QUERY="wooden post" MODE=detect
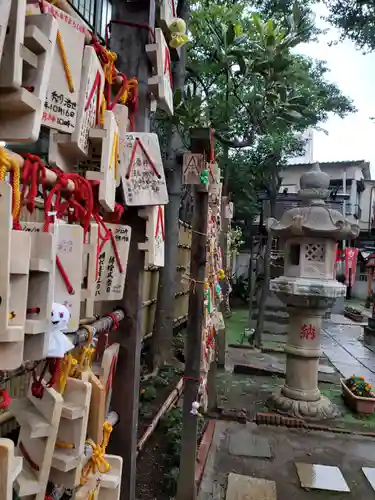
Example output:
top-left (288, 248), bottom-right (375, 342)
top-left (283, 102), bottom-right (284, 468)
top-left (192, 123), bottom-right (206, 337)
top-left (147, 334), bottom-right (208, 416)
top-left (176, 129), bottom-right (210, 500)
top-left (220, 195), bottom-right (231, 319)
top-left (110, 212), bottom-right (146, 500)
top-left (108, 1), bottom-right (155, 499)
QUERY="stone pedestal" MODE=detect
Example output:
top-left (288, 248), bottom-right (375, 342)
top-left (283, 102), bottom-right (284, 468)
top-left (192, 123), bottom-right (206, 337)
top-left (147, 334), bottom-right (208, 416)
top-left (267, 277), bottom-right (345, 419)
top-left (265, 163), bottom-right (359, 420)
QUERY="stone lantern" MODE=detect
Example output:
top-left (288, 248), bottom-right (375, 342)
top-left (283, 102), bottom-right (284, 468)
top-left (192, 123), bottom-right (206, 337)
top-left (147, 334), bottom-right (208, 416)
top-left (267, 163), bottom-right (359, 418)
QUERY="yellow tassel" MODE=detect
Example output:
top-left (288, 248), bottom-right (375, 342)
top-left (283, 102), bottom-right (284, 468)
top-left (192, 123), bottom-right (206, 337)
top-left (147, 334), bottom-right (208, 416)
top-left (0, 147), bottom-right (21, 221)
top-left (103, 50), bottom-right (117, 85)
top-left (55, 440), bottom-right (75, 449)
top-left (58, 353), bottom-right (78, 394)
top-left (109, 132), bottom-right (119, 180)
top-left (81, 421), bottom-right (113, 485)
top-left (56, 29), bottom-right (74, 93)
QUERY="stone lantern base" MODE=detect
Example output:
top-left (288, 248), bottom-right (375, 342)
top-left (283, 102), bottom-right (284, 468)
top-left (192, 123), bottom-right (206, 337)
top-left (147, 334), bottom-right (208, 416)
top-left (266, 277), bottom-right (345, 420)
top-left (268, 391), bottom-right (341, 420)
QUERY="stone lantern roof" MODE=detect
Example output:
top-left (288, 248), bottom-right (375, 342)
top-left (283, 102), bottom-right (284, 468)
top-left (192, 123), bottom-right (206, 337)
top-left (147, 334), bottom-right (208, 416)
top-left (267, 163), bottom-right (360, 240)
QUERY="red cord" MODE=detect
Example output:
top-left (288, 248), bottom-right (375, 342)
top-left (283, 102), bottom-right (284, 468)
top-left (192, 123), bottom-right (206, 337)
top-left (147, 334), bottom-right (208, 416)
top-left (38, 0), bottom-right (45, 14)
top-left (93, 212), bottom-right (123, 276)
top-left (155, 206), bottom-right (165, 240)
top-left (0, 389), bottom-right (11, 409)
top-left (56, 255), bottom-right (75, 295)
top-left (21, 154), bottom-right (48, 215)
top-left (106, 312), bottom-right (120, 331)
top-left (164, 47), bottom-right (173, 89)
top-left (209, 127), bottom-right (216, 163)
top-left (44, 172), bottom-right (94, 240)
top-left (105, 354), bottom-right (117, 393)
top-left (27, 307), bottom-right (40, 314)
top-left (106, 203), bottom-right (124, 223)
top-left (107, 73), bottom-right (128, 111)
top-left (183, 376), bottom-right (202, 383)
top-left (90, 33), bottom-right (110, 65)
top-left (31, 359), bottom-right (61, 399)
top-left (109, 230), bottom-right (124, 273)
top-left (85, 70), bottom-right (102, 125)
top-left (125, 137), bottom-right (161, 179)
top-left (19, 441), bottom-right (40, 471)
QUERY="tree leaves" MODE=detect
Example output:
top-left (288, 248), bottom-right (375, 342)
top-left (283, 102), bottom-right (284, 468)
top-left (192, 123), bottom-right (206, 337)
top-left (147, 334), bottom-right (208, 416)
top-left (226, 23), bottom-right (236, 46)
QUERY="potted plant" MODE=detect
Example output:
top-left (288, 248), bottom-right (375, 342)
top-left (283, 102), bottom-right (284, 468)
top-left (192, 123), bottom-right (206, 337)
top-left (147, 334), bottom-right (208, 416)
top-left (344, 306), bottom-right (364, 323)
top-left (341, 376), bottom-right (375, 414)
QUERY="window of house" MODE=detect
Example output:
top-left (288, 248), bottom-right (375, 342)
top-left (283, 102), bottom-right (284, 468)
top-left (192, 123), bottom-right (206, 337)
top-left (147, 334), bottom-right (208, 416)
top-left (68, 0), bottom-right (112, 40)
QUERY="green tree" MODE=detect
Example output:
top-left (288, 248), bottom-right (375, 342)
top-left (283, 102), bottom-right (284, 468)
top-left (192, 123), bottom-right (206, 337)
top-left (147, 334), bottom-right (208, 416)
top-left (151, 0), bottom-right (355, 367)
top-left (325, 0), bottom-right (375, 51)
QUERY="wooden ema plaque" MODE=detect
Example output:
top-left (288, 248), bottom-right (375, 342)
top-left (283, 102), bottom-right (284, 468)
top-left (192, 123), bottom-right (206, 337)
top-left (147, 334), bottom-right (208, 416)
top-left (49, 378), bottom-right (92, 488)
top-left (146, 28), bottom-right (174, 116)
top-left (0, 438), bottom-right (23, 500)
top-left (122, 133), bottom-right (169, 206)
top-left (71, 46), bottom-right (105, 157)
top-left (0, 0), bottom-right (25, 88)
top-left (139, 205), bottom-right (165, 267)
top-left (158, 0), bottom-right (176, 34)
top-left (27, 2), bottom-right (85, 133)
top-left (0, 0), bottom-right (12, 65)
top-left (0, 182), bottom-right (31, 370)
top-left (86, 110), bottom-right (119, 212)
top-left (182, 153), bottom-right (204, 184)
top-left (86, 372), bottom-right (106, 447)
top-left (94, 224), bottom-right (131, 301)
top-left (11, 384), bottom-right (63, 500)
top-left (224, 201), bottom-right (234, 219)
top-left (22, 223), bottom-right (55, 361)
top-left (0, 10), bottom-right (58, 142)
top-left (99, 343), bottom-right (119, 417)
top-left (21, 222), bottom-right (83, 333)
top-left (81, 223), bottom-right (99, 318)
top-left (208, 165), bottom-right (222, 207)
top-left (113, 103), bottom-right (129, 188)
top-left (48, 129), bottom-right (78, 172)
top-left (75, 454), bottom-right (123, 500)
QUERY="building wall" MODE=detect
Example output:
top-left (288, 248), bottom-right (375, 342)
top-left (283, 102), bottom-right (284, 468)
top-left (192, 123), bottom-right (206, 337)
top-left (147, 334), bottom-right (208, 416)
top-left (279, 162), bottom-right (368, 220)
top-left (358, 180), bottom-right (375, 232)
top-left (287, 129), bottom-right (314, 165)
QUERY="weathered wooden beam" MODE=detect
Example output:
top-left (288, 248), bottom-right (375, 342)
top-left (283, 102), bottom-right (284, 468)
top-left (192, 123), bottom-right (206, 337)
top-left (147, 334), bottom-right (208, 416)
top-left (176, 128), bottom-right (211, 500)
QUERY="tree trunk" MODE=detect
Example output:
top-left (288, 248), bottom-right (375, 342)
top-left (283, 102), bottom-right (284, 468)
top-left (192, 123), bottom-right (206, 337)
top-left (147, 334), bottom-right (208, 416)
top-left (253, 169), bottom-right (277, 348)
top-left (247, 231), bottom-right (255, 340)
top-left (151, 166), bottom-right (182, 372)
top-left (150, 0), bottom-right (189, 373)
top-left (253, 233), bottom-right (272, 348)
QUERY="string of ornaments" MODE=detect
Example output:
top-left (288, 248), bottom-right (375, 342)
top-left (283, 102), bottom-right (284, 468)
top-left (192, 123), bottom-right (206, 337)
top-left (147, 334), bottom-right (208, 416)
top-left (190, 204), bottom-right (224, 416)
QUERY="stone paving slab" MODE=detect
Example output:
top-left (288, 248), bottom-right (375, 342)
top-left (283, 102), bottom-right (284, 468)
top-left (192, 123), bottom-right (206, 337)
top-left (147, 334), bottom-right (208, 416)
top-left (295, 463), bottom-right (350, 493)
top-left (198, 421), bottom-right (375, 500)
top-left (362, 468), bottom-right (375, 492)
top-left (229, 425), bottom-right (272, 458)
top-left (226, 474), bottom-right (277, 500)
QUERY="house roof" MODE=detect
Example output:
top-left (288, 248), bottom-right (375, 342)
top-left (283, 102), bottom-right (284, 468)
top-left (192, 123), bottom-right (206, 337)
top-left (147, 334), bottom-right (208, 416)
top-left (285, 160), bottom-right (371, 180)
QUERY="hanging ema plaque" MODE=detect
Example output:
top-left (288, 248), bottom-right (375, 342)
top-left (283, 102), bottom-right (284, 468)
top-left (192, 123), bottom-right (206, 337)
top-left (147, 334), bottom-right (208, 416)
top-left (27, 1), bottom-right (85, 133)
top-left (122, 133), bottom-right (169, 206)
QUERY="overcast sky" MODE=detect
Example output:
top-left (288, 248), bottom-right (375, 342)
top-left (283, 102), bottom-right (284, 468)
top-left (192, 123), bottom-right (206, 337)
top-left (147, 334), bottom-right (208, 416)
top-left (297, 3), bottom-right (375, 174)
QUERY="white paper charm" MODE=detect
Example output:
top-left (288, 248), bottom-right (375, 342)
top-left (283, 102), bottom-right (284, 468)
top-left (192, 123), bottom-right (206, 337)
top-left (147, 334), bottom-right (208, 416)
top-left (47, 302), bottom-right (74, 358)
